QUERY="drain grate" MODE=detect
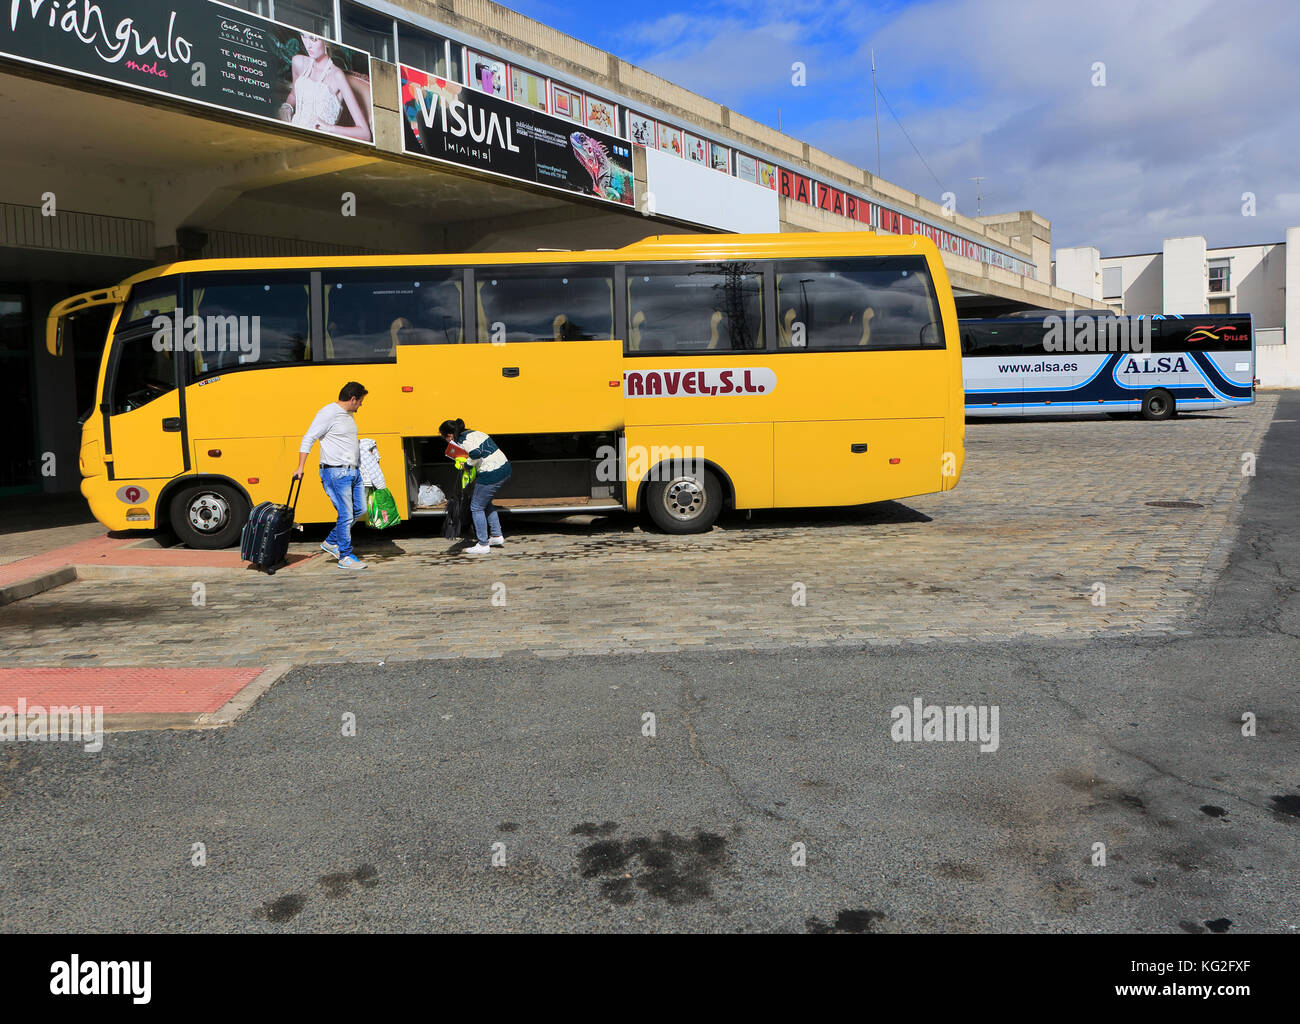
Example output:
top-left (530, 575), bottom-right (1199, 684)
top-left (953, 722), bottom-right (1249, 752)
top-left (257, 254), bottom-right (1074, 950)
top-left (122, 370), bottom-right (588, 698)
top-left (1145, 500), bottom-right (1204, 509)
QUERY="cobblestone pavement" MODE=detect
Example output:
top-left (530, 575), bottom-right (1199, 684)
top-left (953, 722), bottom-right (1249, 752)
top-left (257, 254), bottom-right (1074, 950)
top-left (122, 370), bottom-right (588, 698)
top-left (0, 396), bottom-right (1279, 666)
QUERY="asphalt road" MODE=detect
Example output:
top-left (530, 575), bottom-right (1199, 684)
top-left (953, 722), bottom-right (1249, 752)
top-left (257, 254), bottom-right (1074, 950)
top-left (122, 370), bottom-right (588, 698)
top-left (0, 396), bottom-right (1296, 933)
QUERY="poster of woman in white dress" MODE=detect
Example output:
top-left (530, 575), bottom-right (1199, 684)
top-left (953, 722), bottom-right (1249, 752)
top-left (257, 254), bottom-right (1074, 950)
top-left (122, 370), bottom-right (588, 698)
top-left (275, 30), bottom-right (373, 143)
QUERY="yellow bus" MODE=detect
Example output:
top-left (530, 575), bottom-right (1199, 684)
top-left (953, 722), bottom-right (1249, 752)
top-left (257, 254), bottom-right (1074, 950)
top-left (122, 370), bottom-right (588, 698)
top-left (46, 232), bottom-right (965, 548)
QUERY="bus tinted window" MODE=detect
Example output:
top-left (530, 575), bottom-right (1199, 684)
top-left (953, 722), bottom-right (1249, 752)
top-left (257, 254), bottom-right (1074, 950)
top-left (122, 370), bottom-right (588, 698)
top-left (775, 257), bottom-right (941, 349)
top-left (1151, 317), bottom-right (1252, 353)
top-left (188, 272), bottom-right (311, 376)
top-left (325, 270), bottom-right (462, 359)
top-left (960, 321), bottom-right (1045, 356)
top-left (626, 262), bottom-right (763, 353)
top-left (476, 266), bottom-right (613, 343)
top-left (122, 278), bottom-right (178, 328)
top-left (110, 333), bottom-right (175, 415)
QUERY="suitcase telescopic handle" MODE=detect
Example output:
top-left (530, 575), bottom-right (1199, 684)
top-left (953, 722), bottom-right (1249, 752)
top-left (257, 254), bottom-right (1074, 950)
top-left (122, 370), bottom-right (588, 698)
top-left (286, 474), bottom-right (303, 511)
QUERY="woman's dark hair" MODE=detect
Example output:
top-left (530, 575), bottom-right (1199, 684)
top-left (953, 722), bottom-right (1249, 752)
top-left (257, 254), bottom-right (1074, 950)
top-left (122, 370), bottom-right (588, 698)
top-left (339, 381), bottom-right (368, 401)
top-left (439, 418), bottom-right (466, 437)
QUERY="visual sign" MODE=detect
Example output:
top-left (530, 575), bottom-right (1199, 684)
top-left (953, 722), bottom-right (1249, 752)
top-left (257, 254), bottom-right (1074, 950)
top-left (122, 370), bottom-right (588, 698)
top-left (401, 64), bottom-right (635, 207)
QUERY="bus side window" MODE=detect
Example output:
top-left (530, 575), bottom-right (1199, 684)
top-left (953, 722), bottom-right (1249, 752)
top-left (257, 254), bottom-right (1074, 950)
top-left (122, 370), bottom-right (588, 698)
top-left (187, 271), bottom-right (311, 376)
top-left (626, 262), bottom-right (763, 353)
top-left (773, 257), bottom-right (940, 350)
top-left (475, 266), bottom-right (613, 343)
top-left (323, 270), bottom-right (463, 359)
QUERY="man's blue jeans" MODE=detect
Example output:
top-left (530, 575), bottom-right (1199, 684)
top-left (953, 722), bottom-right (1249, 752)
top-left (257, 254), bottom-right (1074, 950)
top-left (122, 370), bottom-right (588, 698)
top-left (321, 467), bottom-right (364, 559)
top-left (469, 474), bottom-right (508, 545)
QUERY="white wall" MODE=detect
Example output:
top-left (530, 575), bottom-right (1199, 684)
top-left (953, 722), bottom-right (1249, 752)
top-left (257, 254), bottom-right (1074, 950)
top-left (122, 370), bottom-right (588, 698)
top-left (1162, 236), bottom-right (1207, 313)
top-left (1053, 245), bottom-right (1101, 300)
top-left (644, 147), bottom-right (779, 234)
top-left (1103, 252), bottom-right (1163, 313)
top-left (1205, 241), bottom-right (1284, 327)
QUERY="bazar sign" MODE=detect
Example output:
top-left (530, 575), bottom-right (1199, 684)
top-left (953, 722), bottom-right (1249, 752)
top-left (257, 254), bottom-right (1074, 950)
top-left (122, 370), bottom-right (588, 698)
top-left (623, 367), bottom-right (776, 397)
top-left (1, 0), bottom-right (374, 143)
top-left (776, 167), bottom-right (1036, 278)
top-left (401, 64), bottom-right (635, 207)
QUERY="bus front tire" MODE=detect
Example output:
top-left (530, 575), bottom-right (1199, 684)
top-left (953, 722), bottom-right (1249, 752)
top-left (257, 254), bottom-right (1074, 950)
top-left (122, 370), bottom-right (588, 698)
top-left (1141, 389), bottom-right (1175, 421)
top-left (169, 482), bottom-right (249, 549)
top-left (645, 468), bottom-right (722, 534)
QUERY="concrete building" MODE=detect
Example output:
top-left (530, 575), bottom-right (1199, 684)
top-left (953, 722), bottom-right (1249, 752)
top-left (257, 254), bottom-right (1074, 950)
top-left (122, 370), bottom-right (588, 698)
top-left (1055, 230), bottom-right (1300, 387)
top-left (0, 0), bottom-right (1102, 495)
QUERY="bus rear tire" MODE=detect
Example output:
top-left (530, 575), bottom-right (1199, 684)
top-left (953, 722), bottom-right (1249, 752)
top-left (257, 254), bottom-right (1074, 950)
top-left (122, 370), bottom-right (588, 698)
top-left (645, 468), bottom-right (722, 534)
top-left (170, 481), bottom-right (248, 549)
top-left (1141, 389), bottom-right (1175, 421)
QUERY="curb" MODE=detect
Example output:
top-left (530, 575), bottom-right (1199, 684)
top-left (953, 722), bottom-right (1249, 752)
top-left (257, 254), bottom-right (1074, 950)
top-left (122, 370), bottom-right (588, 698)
top-left (0, 567), bottom-right (77, 607)
top-left (98, 662), bottom-right (296, 733)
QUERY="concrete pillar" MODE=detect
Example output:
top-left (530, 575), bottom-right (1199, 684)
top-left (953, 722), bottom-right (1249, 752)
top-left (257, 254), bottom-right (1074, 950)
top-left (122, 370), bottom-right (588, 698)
top-left (1162, 236), bottom-right (1207, 313)
top-left (29, 281), bottom-right (81, 493)
top-left (1054, 246), bottom-right (1101, 301)
top-left (1287, 226), bottom-right (1300, 347)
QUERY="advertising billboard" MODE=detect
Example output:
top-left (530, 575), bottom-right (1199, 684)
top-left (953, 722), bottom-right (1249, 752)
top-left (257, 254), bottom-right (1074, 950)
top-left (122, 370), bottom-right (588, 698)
top-left (0, 0), bottom-right (374, 144)
top-left (401, 64), bottom-right (635, 207)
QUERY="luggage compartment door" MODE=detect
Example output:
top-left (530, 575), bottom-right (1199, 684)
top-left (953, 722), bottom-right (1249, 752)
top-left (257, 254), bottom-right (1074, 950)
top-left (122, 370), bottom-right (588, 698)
top-left (773, 418), bottom-right (944, 508)
top-left (418, 339), bottom-right (625, 435)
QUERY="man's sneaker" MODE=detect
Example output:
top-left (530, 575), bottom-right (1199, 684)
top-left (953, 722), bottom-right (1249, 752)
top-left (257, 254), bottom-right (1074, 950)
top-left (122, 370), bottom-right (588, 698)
top-left (488, 536), bottom-right (505, 547)
top-left (462, 543), bottom-right (491, 555)
top-left (320, 540), bottom-right (341, 559)
top-left (338, 555), bottom-right (368, 569)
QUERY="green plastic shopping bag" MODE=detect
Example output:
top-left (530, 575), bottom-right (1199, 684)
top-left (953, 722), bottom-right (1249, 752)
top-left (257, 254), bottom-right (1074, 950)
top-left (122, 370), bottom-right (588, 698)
top-left (365, 487), bottom-right (401, 530)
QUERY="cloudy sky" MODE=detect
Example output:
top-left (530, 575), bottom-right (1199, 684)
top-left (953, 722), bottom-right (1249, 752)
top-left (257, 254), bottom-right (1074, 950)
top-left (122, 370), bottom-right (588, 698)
top-left (505, 0), bottom-right (1299, 256)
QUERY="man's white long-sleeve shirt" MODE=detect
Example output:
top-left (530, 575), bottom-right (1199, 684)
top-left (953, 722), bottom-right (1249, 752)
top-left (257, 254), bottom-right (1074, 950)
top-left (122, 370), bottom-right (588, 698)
top-left (300, 403), bottom-right (359, 467)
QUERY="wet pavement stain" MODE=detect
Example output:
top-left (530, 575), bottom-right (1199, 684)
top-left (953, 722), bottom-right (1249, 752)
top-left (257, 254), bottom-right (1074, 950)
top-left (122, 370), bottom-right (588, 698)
top-left (576, 829), bottom-right (727, 905)
top-left (498, 822), bottom-right (519, 832)
top-left (806, 909), bottom-right (886, 934)
top-left (1269, 794), bottom-right (1300, 819)
top-left (570, 821), bottom-right (619, 837)
top-left (1178, 920), bottom-right (1205, 934)
top-left (1200, 805), bottom-right (1229, 818)
top-left (253, 893), bottom-right (306, 923)
top-left (1204, 917), bottom-right (1232, 933)
top-left (935, 861), bottom-right (986, 882)
top-left (317, 864), bottom-right (379, 899)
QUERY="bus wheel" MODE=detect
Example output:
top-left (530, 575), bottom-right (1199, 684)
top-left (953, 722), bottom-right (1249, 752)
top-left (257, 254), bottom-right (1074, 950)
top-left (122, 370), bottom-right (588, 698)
top-left (1141, 389), bottom-right (1175, 421)
top-left (170, 482), bottom-right (248, 549)
top-left (646, 468), bottom-right (722, 534)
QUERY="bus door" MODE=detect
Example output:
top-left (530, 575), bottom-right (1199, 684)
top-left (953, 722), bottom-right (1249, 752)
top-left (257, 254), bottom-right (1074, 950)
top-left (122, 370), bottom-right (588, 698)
top-left (101, 280), bottom-right (187, 482)
top-left (446, 266), bottom-right (626, 433)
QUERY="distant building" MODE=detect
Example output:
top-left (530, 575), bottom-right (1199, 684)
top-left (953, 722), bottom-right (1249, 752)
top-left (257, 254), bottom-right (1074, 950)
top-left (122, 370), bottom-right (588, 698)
top-left (1055, 230), bottom-right (1300, 387)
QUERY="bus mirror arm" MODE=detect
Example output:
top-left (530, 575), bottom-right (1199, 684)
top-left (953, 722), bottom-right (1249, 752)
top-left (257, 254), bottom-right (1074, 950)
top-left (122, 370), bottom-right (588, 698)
top-left (45, 286), bottom-right (127, 356)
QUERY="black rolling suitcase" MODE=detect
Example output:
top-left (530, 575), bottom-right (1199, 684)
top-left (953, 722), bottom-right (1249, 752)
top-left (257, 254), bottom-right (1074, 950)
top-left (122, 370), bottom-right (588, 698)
top-left (241, 477), bottom-right (301, 574)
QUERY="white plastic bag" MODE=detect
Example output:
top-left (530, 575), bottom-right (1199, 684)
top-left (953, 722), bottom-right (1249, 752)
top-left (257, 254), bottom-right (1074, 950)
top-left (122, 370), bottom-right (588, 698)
top-left (418, 483), bottom-right (446, 507)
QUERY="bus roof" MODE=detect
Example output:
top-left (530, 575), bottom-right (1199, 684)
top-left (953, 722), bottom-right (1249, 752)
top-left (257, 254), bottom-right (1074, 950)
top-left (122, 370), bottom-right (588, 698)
top-left (111, 231), bottom-right (944, 290)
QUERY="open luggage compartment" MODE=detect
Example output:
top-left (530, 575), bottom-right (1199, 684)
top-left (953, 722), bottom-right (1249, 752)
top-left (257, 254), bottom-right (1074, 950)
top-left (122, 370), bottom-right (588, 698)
top-left (404, 431), bottom-right (624, 517)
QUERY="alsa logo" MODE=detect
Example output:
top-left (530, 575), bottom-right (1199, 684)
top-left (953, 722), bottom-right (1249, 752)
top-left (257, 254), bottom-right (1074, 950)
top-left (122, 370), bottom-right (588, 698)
top-left (624, 367), bottom-right (776, 398)
top-left (1122, 356), bottom-right (1189, 374)
top-left (1186, 325), bottom-right (1249, 346)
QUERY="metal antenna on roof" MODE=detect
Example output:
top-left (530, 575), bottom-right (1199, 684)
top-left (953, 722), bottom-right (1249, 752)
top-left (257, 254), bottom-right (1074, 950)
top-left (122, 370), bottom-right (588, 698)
top-left (970, 176), bottom-right (986, 217)
top-left (872, 49), bottom-right (882, 178)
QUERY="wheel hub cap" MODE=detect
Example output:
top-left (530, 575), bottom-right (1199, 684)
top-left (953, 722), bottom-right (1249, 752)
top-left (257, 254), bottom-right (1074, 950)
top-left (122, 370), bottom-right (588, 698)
top-left (189, 493), bottom-right (230, 532)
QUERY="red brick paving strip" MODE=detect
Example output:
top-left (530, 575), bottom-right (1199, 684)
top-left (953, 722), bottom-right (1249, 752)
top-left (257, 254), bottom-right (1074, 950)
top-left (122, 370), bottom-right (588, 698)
top-left (0, 667), bottom-right (264, 714)
top-left (0, 533), bottom-right (319, 592)
top-left (0, 535), bottom-right (133, 589)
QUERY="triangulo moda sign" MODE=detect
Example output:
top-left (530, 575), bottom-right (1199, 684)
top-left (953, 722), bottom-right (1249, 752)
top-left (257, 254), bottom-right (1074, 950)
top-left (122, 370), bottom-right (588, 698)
top-left (401, 64), bottom-right (635, 207)
top-left (1, 0), bottom-right (374, 144)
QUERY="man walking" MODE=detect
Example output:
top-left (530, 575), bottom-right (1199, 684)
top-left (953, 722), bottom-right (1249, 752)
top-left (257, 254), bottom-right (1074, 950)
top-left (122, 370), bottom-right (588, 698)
top-left (296, 382), bottom-right (369, 569)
